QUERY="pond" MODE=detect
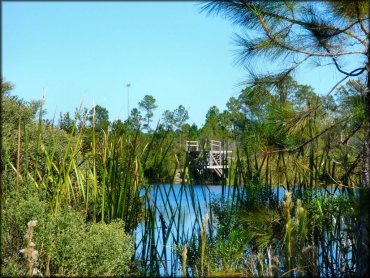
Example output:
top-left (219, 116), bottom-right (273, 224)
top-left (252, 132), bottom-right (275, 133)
top-left (135, 184), bottom-right (221, 276)
top-left (135, 183), bottom-right (287, 275)
top-left (134, 183), bottom-right (356, 276)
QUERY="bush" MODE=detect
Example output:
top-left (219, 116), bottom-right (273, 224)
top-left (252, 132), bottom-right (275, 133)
top-left (78, 220), bottom-right (134, 276)
top-left (1, 185), bottom-right (134, 276)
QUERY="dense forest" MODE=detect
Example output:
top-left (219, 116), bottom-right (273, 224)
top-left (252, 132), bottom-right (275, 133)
top-left (1, 0), bottom-right (369, 277)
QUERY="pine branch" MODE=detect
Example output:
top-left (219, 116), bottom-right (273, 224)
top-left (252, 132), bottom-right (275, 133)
top-left (257, 14), bottom-right (366, 58)
top-left (355, 1), bottom-right (369, 36)
top-left (268, 117), bottom-right (349, 154)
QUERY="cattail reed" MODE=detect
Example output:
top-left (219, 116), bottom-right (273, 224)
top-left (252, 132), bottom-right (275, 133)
top-left (283, 192), bottom-right (293, 273)
top-left (200, 213), bottom-right (209, 277)
top-left (181, 243), bottom-right (187, 277)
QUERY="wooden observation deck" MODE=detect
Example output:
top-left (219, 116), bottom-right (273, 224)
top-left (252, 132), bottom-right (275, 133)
top-left (186, 140), bottom-right (232, 182)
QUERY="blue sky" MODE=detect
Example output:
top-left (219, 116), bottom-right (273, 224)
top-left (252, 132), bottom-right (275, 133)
top-left (2, 2), bottom-right (354, 127)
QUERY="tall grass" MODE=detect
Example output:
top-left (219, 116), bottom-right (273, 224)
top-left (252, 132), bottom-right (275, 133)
top-left (8, 102), bottom-right (213, 276)
top-left (10, 103), bottom-right (146, 231)
top-left (6, 98), bottom-right (363, 277)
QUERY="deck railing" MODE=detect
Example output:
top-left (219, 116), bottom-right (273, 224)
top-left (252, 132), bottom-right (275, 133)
top-left (185, 140), bottom-right (232, 177)
top-left (185, 141), bottom-right (199, 152)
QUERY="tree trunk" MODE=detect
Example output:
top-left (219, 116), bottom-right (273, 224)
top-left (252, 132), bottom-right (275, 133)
top-left (355, 188), bottom-right (369, 277)
top-left (362, 44), bottom-right (370, 188)
top-left (355, 52), bottom-right (370, 277)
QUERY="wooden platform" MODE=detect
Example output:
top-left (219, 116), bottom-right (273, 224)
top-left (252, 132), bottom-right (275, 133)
top-left (186, 140), bottom-right (232, 179)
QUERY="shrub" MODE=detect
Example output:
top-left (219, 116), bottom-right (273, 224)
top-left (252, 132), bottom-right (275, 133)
top-left (1, 186), bottom-right (134, 276)
top-left (78, 220), bottom-right (134, 276)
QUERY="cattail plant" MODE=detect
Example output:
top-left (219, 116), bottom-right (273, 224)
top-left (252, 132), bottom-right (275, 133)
top-left (200, 213), bottom-right (209, 277)
top-left (181, 243), bottom-right (187, 277)
top-left (282, 191), bottom-right (293, 273)
top-left (295, 199), bottom-right (308, 274)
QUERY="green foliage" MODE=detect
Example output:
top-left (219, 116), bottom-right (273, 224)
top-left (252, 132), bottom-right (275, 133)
top-left (76, 220), bottom-right (134, 276)
top-left (111, 119), bottom-right (127, 136)
top-left (212, 229), bottom-right (246, 273)
top-left (2, 60), bottom-right (366, 276)
top-left (88, 104), bottom-right (110, 131)
top-left (58, 111), bottom-right (74, 134)
top-left (162, 105), bottom-right (189, 131)
top-left (141, 129), bottom-right (178, 183)
top-left (203, 0), bottom-right (368, 191)
top-left (1, 186), bottom-right (134, 276)
top-left (182, 123), bottom-right (200, 141)
top-left (139, 95), bottom-right (157, 131)
top-left (128, 107), bottom-right (143, 130)
top-left (200, 106), bottom-right (227, 141)
top-left (2, 82), bottom-right (40, 167)
top-left (208, 188), bottom-right (357, 276)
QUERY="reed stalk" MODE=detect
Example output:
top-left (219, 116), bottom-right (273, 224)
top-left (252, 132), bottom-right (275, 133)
top-left (182, 244), bottom-right (187, 277)
top-left (200, 213), bottom-right (209, 277)
top-left (16, 117), bottom-right (21, 192)
top-left (283, 191), bottom-right (293, 273)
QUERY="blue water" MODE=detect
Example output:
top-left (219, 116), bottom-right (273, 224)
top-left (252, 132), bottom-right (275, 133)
top-left (135, 184), bottom-right (223, 275)
top-left (134, 184), bottom-right (350, 276)
top-left (134, 184), bottom-right (288, 275)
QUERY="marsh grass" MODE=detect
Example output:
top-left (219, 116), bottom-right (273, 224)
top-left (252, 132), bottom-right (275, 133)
top-left (4, 96), bottom-right (363, 277)
top-left (7, 101), bottom-right (215, 276)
